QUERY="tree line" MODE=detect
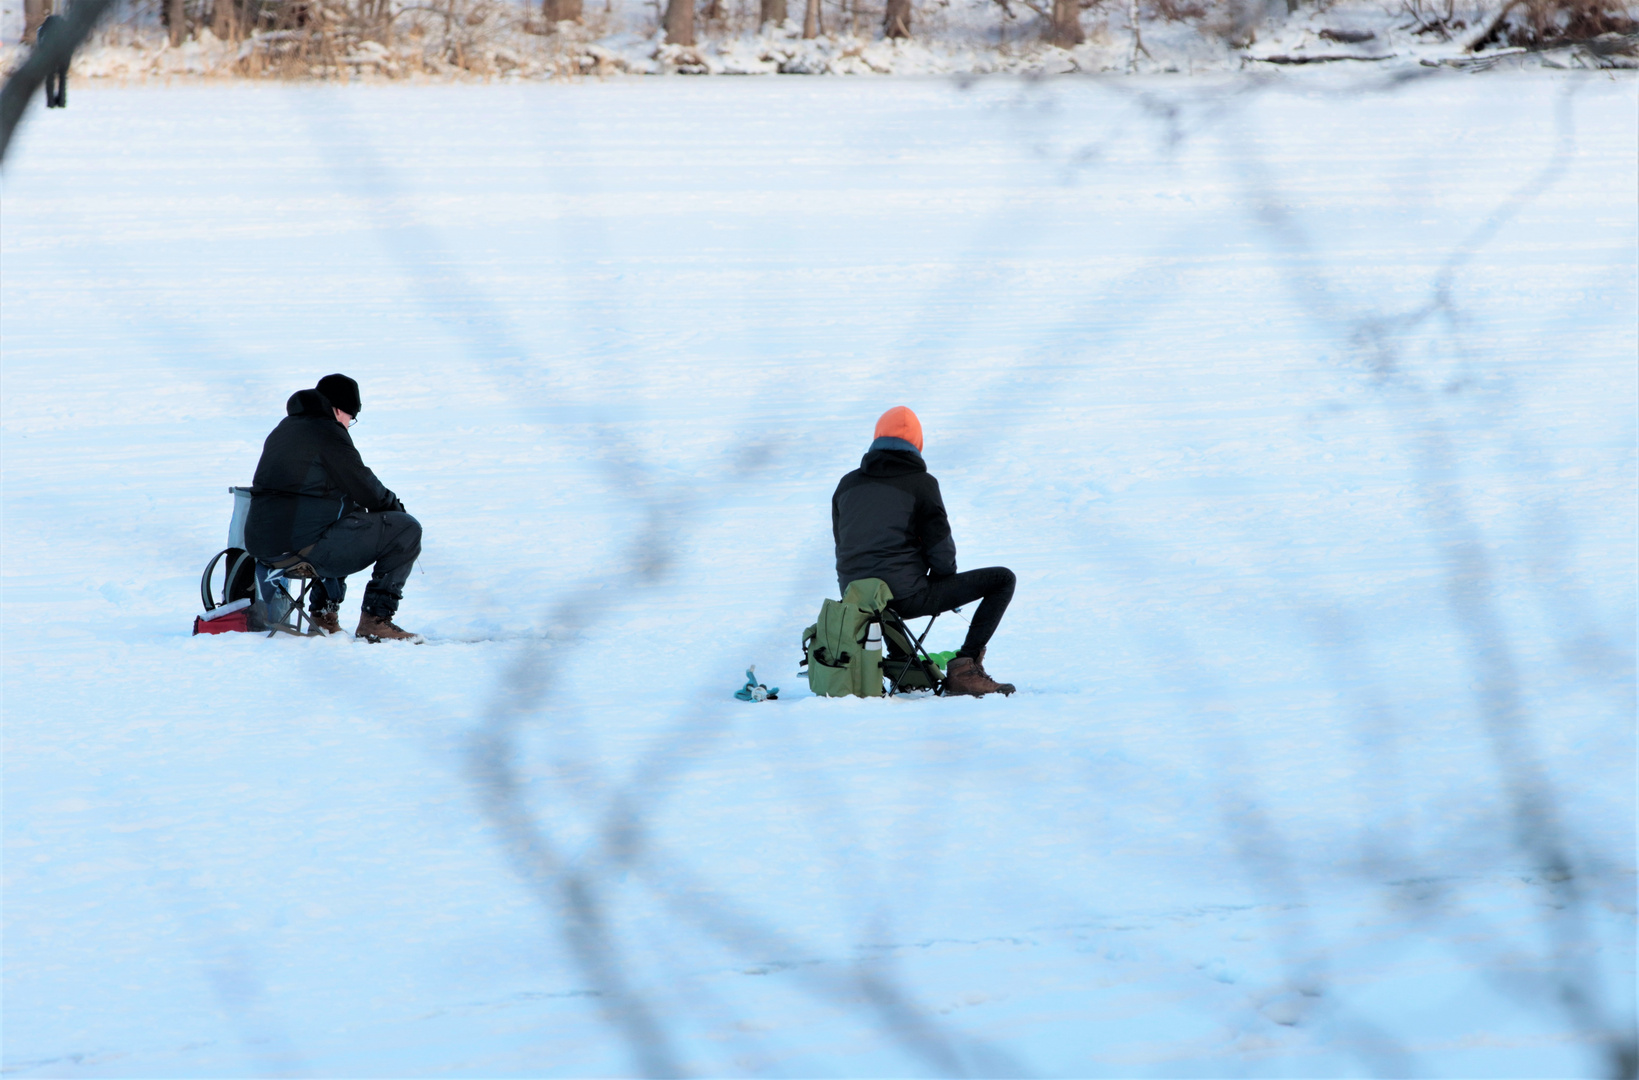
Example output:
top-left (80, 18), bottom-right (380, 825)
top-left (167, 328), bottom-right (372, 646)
top-left (21, 0), bottom-right (1089, 51)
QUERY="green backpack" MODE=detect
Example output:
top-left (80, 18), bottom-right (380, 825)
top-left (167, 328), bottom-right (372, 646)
top-left (802, 578), bottom-right (894, 698)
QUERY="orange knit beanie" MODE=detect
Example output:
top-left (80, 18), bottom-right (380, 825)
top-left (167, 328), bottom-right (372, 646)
top-left (874, 406), bottom-right (923, 452)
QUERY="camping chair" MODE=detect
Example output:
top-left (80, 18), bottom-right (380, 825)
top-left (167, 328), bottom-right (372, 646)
top-left (880, 608), bottom-right (947, 696)
top-left (254, 556), bottom-right (320, 637)
top-left (198, 486), bottom-right (320, 637)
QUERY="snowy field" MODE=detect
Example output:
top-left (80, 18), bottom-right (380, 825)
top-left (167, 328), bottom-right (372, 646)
top-left (2, 75), bottom-right (1636, 1076)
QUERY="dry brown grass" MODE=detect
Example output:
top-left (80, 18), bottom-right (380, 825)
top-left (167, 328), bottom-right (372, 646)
top-left (123, 0), bottom-right (588, 78)
top-left (1468, 0), bottom-right (1638, 48)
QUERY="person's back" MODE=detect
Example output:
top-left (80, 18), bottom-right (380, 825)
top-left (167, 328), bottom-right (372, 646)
top-left (832, 435), bottom-right (954, 601)
top-left (245, 374), bottom-right (423, 642)
top-left (832, 407), bottom-right (1016, 697)
top-left (246, 387), bottom-right (394, 559)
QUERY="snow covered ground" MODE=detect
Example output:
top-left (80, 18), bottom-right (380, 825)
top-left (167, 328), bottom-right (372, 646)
top-left (2, 74), bottom-right (1635, 1076)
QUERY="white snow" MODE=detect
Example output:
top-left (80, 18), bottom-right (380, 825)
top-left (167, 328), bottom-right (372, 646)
top-left (199, 597), bottom-right (251, 620)
top-left (2, 75), bottom-right (1635, 1075)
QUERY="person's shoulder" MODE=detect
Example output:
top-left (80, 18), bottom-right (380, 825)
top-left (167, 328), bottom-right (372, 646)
top-left (898, 462), bottom-right (937, 484)
top-left (317, 421), bottom-right (356, 449)
top-left (280, 410), bottom-right (349, 446)
top-left (833, 467), bottom-right (866, 493)
top-left (912, 470), bottom-right (944, 499)
top-left (284, 410), bottom-right (338, 432)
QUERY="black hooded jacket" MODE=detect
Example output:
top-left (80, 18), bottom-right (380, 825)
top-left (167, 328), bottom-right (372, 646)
top-left (832, 443), bottom-right (957, 599)
top-left (243, 389), bottom-right (399, 558)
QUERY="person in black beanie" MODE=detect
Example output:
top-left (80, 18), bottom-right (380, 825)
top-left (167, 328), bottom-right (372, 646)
top-left (244, 374), bottom-right (424, 642)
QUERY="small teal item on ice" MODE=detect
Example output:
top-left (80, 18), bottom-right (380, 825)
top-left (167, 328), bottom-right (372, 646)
top-left (735, 666), bottom-right (779, 701)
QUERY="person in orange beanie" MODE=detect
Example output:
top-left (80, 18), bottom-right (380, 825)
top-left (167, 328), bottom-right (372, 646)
top-left (832, 406), bottom-right (1015, 697)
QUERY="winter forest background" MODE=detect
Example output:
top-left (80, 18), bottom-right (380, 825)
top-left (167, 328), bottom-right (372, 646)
top-left (1, 0), bottom-right (1636, 1067)
top-left (1, 0), bottom-right (1637, 75)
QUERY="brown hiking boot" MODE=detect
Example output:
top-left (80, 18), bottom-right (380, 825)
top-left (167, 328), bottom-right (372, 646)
top-left (356, 612), bottom-right (425, 644)
top-left (943, 650), bottom-right (1015, 697)
top-left (310, 603), bottom-right (343, 636)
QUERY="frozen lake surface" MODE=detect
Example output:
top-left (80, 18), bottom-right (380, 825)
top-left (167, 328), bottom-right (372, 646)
top-left (2, 75), bottom-right (1636, 1076)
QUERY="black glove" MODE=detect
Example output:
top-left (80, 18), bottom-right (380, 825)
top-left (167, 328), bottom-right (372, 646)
top-left (382, 492), bottom-right (407, 514)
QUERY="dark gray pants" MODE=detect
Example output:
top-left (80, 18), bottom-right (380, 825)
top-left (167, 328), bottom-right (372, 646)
top-left (304, 510), bottom-right (422, 618)
top-left (889, 566), bottom-right (1016, 660)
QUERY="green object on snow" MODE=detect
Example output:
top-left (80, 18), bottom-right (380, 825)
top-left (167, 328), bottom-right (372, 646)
top-left (925, 650), bottom-right (958, 673)
top-left (801, 578), bottom-right (893, 698)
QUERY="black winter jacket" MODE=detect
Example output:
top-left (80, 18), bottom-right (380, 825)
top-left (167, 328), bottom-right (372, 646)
top-left (244, 389), bottom-right (399, 558)
top-left (832, 442), bottom-right (957, 599)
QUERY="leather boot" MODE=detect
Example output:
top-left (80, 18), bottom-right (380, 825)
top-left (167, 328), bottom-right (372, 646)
top-left (356, 611), bottom-right (425, 644)
top-left (943, 649), bottom-right (1015, 697)
top-left (310, 602), bottom-right (343, 636)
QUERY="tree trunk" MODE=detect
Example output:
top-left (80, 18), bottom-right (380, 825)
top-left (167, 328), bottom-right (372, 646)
top-left (23, 0), bottom-right (45, 43)
top-left (545, 0), bottom-right (583, 21)
top-left (211, 0), bottom-right (237, 40)
top-left (760, 0), bottom-right (786, 26)
top-left (883, 0), bottom-right (911, 37)
top-left (1045, 0), bottom-right (1082, 44)
top-left (167, 0), bottom-right (187, 45)
top-left (663, 0), bottom-right (694, 44)
top-left (801, 0), bottom-right (819, 37)
top-left (1126, 0), bottom-right (1146, 69)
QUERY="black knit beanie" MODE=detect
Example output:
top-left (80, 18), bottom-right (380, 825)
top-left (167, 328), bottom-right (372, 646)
top-left (315, 374), bottom-right (361, 416)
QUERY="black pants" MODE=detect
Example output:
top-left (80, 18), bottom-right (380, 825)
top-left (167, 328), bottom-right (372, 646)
top-left (889, 566), bottom-right (1015, 660)
top-left (46, 67), bottom-right (66, 108)
top-left (303, 510), bottom-right (422, 618)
